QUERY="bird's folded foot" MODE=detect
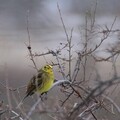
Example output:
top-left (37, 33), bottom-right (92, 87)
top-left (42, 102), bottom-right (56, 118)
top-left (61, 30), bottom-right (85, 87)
top-left (40, 92), bottom-right (48, 101)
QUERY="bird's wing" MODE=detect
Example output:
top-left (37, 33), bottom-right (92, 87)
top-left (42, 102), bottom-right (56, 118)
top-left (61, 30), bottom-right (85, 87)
top-left (26, 71), bottom-right (43, 96)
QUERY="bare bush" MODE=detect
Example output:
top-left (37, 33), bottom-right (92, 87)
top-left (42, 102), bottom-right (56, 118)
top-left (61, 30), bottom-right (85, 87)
top-left (0, 2), bottom-right (120, 120)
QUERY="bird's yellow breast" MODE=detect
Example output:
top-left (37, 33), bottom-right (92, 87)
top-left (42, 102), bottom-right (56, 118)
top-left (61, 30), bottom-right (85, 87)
top-left (37, 72), bottom-right (54, 94)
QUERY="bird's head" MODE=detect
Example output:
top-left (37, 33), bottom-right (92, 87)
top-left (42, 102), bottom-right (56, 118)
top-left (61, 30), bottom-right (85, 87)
top-left (41, 64), bottom-right (53, 74)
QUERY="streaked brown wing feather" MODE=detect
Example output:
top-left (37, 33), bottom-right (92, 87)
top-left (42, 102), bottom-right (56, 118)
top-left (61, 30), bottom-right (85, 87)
top-left (26, 71), bottom-right (43, 96)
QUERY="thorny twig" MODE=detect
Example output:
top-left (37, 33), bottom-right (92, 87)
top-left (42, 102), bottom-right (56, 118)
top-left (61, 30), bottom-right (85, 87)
top-left (78, 102), bottom-right (99, 118)
top-left (26, 10), bottom-right (38, 72)
top-left (80, 17), bottom-right (117, 57)
top-left (69, 76), bottom-right (120, 118)
top-left (102, 95), bottom-right (120, 113)
top-left (4, 64), bottom-right (12, 118)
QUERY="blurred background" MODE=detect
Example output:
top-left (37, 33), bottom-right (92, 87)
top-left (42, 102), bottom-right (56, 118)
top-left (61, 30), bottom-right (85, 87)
top-left (0, 0), bottom-right (119, 81)
top-left (0, 0), bottom-right (120, 119)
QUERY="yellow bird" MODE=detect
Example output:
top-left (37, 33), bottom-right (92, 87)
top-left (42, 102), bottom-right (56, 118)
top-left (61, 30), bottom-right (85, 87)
top-left (19, 65), bottom-right (54, 104)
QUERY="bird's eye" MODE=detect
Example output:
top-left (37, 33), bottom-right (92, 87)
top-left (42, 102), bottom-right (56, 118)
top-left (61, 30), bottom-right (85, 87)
top-left (44, 66), bottom-right (47, 69)
top-left (44, 65), bottom-right (52, 70)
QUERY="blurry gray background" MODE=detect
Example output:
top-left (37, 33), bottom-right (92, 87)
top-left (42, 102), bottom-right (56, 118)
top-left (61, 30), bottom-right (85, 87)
top-left (0, 0), bottom-right (120, 119)
top-left (0, 0), bottom-right (120, 107)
